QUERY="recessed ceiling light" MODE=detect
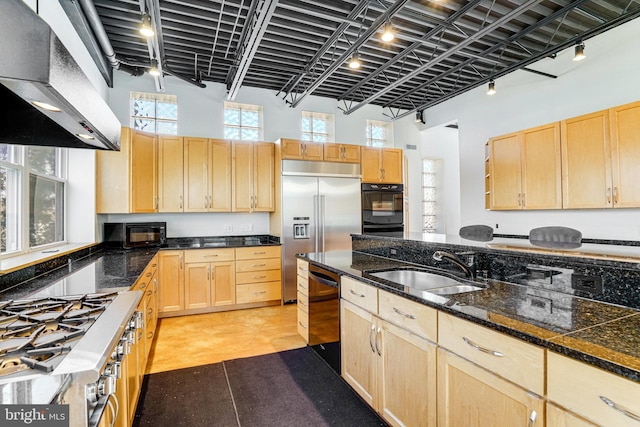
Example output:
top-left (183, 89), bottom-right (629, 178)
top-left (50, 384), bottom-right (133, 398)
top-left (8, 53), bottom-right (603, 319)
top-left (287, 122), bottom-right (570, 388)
top-left (381, 22), bottom-right (395, 42)
top-left (76, 133), bottom-right (95, 140)
top-left (348, 52), bottom-right (361, 69)
top-left (32, 101), bottom-right (61, 112)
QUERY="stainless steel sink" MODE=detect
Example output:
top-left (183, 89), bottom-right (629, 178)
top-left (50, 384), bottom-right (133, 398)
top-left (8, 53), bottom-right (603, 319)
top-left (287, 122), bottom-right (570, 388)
top-left (369, 269), bottom-right (463, 290)
top-left (425, 284), bottom-right (485, 295)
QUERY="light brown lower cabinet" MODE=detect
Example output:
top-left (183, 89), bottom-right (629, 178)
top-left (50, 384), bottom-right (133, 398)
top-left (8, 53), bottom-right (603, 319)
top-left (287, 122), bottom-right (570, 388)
top-left (341, 288), bottom-right (437, 427)
top-left (158, 250), bottom-right (185, 313)
top-left (184, 248), bottom-right (236, 309)
top-left (546, 402), bottom-right (597, 427)
top-left (437, 348), bottom-right (544, 426)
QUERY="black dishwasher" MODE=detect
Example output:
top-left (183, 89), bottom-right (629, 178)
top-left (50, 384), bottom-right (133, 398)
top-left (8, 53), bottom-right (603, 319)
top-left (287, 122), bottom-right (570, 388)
top-left (308, 263), bottom-right (341, 373)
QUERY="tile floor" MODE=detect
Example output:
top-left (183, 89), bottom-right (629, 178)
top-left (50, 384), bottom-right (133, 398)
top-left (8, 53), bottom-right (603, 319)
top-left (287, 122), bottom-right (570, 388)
top-left (145, 304), bottom-right (306, 374)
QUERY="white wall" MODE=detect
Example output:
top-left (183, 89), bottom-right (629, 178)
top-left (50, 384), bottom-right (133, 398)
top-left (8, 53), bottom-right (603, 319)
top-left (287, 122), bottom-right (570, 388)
top-left (418, 18), bottom-right (640, 241)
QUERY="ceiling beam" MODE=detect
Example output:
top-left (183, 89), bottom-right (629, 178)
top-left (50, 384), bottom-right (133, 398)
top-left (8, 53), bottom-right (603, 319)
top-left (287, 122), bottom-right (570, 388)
top-left (289, 0), bottom-right (412, 108)
top-left (227, 0), bottom-right (279, 100)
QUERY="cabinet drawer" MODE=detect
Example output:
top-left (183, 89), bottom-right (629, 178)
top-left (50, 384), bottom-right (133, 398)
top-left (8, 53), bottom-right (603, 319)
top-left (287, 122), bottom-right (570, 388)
top-left (235, 246), bottom-right (281, 260)
top-left (378, 290), bottom-right (437, 342)
top-left (236, 282), bottom-right (281, 303)
top-left (547, 351), bottom-right (640, 426)
top-left (235, 257), bottom-right (281, 272)
top-left (341, 276), bottom-right (378, 313)
top-left (438, 312), bottom-right (544, 395)
top-left (297, 306), bottom-right (309, 342)
top-left (296, 259), bottom-right (309, 279)
top-left (297, 291), bottom-right (309, 313)
top-left (236, 269), bottom-right (281, 285)
top-left (297, 275), bottom-right (309, 295)
top-left (184, 248), bottom-right (235, 263)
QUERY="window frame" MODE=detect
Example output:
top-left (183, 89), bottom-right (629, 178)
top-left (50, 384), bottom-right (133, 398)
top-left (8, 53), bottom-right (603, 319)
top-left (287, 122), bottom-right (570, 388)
top-left (422, 158), bottom-right (438, 233)
top-left (301, 111), bottom-right (335, 142)
top-left (223, 102), bottom-right (264, 141)
top-left (130, 91), bottom-right (178, 135)
top-left (366, 120), bottom-right (394, 148)
top-left (0, 145), bottom-right (68, 259)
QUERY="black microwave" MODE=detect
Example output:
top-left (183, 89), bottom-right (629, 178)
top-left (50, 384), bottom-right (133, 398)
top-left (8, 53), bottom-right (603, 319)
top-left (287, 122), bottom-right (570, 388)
top-left (103, 222), bottom-right (167, 249)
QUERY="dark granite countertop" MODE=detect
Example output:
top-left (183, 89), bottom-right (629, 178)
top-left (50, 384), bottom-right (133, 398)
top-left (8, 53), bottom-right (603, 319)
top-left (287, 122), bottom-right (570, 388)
top-left (166, 235), bottom-right (280, 249)
top-left (299, 250), bottom-right (640, 383)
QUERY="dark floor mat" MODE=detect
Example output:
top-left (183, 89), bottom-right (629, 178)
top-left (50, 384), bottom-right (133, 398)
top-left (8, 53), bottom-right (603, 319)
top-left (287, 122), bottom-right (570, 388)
top-left (223, 347), bottom-right (387, 427)
top-left (132, 362), bottom-right (237, 427)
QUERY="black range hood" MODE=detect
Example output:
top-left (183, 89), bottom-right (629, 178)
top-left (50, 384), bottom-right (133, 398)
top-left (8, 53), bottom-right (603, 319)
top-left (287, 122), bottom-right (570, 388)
top-left (0, 0), bottom-right (121, 151)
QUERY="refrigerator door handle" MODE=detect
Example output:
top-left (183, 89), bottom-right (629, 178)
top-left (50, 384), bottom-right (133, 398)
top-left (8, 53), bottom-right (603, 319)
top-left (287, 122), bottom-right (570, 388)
top-left (320, 194), bottom-right (326, 253)
top-left (313, 194), bottom-right (319, 253)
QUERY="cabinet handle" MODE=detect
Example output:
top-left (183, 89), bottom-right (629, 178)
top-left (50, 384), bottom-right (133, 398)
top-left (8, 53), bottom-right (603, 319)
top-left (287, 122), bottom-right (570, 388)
top-left (146, 272), bottom-right (152, 277)
top-left (369, 324), bottom-right (376, 353)
top-left (462, 336), bottom-right (504, 357)
top-left (253, 291), bottom-right (267, 295)
top-left (207, 267), bottom-right (210, 280)
top-left (298, 321), bottom-right (308, 329)
top-left (392, 307), bottom-right (416, 319)
top-left (146, 290), bottom-right (152, 297)
top-left (298, 300), bottom-right (307, 307)
top-left (179, 255), bottom-right (183, 269)
top-left (252, 275), bottom-right (267, 279)
top-left (375, 327), bottom-right (382, 356)
top-left (155, 196), bottom-right (159, 210)
top-left (600, 396), bottom-right (640, 422)
top-left (298, 266), bottom-right (308, 272)
top-left (252, 263), bottom-right (267, 267)
top-left (528, 410), bottom-right (537, 427)
top-left (252, 251), bottom-right (266, 255)
top-left (613, 187), bottom-right (618, 204)
top-left (179, 195), bottom-right (183, 209)
top-left (204, 254), bottom-right (219, 258)
top-left (349, 289), bottom-right (366, 298)
top-left (147, 331), bottom-right (154, 339)
top-left (522, 193), bottom-right (525, 207)
top-left (606, 187), bottom-right (612, 204)
top-left (298, 283), bottom-right (307, 290)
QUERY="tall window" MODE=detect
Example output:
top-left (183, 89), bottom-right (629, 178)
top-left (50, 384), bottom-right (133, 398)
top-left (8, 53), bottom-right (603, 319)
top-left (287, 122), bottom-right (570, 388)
top-left (224, 102), bottom-right (263, 141)
top-left (366, 120), bottom-right (394, 147)
top-left (130, 91), bottom-right (178, 135)
top-left (302, 111), bottom-right (334, 142)
top-left (0, 145), bottom-right (67, 256)
top-left (422, 158), bottom-right (437, 233)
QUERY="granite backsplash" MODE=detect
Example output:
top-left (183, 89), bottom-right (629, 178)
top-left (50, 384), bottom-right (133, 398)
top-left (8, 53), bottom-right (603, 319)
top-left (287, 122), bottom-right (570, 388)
top-left (352, 234), bottom-right (640, 310)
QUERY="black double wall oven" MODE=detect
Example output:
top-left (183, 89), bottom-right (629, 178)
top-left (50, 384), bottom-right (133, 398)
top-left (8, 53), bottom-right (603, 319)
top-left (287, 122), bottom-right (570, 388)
top-left (361, 183), bottom-right (404, 236)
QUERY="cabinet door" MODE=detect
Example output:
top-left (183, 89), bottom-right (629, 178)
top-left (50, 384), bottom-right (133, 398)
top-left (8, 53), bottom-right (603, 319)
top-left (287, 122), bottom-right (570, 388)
top-left (361, 147), bottom-right (382, 183)
top-left (281, 139), bottom-right (304, 159)
top-left (184, 262), bottom-right (211, 310)
top-left (253, 142), bottom-right (275, 212)
top-left (561, 110), bottom-right (611, 208)
top-left (158, 135), bottom-right (184, 212)
top-left (302, 142), bottom-right (323, 160)
top-left (379, 320), bottom-right (436, 427)
top-left (211, 261), bottom-right (235, 306)
top-left (342, 144), bottom-right (361, 163)
top-left (130, 129), bottom-right (158, 213)
top-left (232, 141), bottom-right (253, 212)
top-left (547, 403), bottom-right (597, 427)
top-left (323, 143), bottom-right (343, 162)
top-left (209, 139), bottom-right (232, 212)
top-left (609, 101), bottom-right (640, 208)
top-left (96, 126), bottom-right (130, 213)
top-left (521, 122), bottom-right (562, 209)
top-left (341, 300), bottom-right (377, 408)
top-left (183, 137), bottom-right (209, 212)
top-left (488, 132), bottom-right (522, 210)
top-left (380, 148), bottom-right (403, 184)
top-left (158, 251), bottom-right (184, 313)
top-left (437, 348), bottom-right (543, 427)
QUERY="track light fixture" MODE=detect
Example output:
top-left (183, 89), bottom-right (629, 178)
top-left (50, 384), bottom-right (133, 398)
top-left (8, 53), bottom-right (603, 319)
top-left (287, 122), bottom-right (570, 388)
top-left (415, 110), bottom-right (425, 124)
top-left (381, 21), bottom-right (395, 42)
top-left (573, 42), bottom-right (586, 61)
top-left (348, 51), bottom-right (361, 69)
top-left (148, 60), bottom-right (160, 77)
top-left (487, 80), bottom-right (496, 95)
top-left (139, 13), bottom-right (154, 37)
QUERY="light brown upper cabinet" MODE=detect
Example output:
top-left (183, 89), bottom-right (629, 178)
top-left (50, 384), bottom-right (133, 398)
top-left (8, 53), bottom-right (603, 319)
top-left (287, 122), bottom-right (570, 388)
top-left (561, 110), bottom-right (611, 209)
top-left (281, 139), bottom-right (323, 161)
top-left (324, 143), bottom-right (361, 163)
top-left (183, 138), bottom-right (232, 212)
top-left (97, 127), bottom-right (158, 213)
top-left (608, 100), bottom-right (640, 208)
top-left (486, 123), bottom-right (562, 210)
top-left (232, 141), bottom-right (275, 212)
top-left (361, 147), bottom-right (403, 184)
top-left (158, 135), bottom-right (184, 212)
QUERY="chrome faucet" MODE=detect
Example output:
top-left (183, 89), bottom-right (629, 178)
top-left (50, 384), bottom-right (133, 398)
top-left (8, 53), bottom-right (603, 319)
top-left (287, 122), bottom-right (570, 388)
top-left (432, 250), bottom-right (476, 279)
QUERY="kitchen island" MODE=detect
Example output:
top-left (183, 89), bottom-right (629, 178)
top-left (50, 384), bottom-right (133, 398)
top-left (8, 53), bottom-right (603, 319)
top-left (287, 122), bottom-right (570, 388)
top-left (298, 234), bottom-right (640, 426)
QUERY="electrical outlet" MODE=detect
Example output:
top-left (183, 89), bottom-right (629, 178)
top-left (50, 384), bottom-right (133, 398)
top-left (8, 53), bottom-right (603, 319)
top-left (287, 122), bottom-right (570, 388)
top-left (241, 224), bottom-right (253, 232)
top-left (495, 223), bottom-right (499, 229)
top-left (571, 274), bottom-right (603, 294)
top-left (223, 224), bottom-right (232, 232)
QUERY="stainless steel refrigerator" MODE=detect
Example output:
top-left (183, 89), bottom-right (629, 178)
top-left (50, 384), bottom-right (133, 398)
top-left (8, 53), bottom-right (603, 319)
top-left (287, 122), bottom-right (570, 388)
top-left (281, 160), bottom-right (361, 302)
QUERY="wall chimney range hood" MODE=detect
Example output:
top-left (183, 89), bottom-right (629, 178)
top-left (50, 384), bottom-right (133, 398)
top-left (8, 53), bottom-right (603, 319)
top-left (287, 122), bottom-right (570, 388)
top-left (0, 0), bottom-right (121, 151)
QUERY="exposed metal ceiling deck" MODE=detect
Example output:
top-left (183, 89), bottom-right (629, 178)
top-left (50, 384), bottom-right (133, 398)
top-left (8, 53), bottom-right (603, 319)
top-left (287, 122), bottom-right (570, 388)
top-left (69, 0), bottom-right (640, 119)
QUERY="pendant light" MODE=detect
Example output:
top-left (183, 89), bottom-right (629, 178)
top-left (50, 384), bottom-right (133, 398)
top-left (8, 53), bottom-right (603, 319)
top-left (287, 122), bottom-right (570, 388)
top-left (148, 60), bottom-right (160, 77)
top-left (573, 43), bottom-right (586, 61)
top-left (487, 80), bottom-right (496, 95)
top-left (139, 14), bottom-right (154, 38)
top-left (381, 21), bottom-right (395, 42)
top-left (348, 51), bottom-right (361, 69)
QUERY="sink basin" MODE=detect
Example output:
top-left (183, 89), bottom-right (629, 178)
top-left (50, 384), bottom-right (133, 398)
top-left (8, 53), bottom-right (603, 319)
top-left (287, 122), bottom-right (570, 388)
top-left (369, 268), bottom-right (463, 290)
top-left (425, 284), bottom-right (485, 296)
